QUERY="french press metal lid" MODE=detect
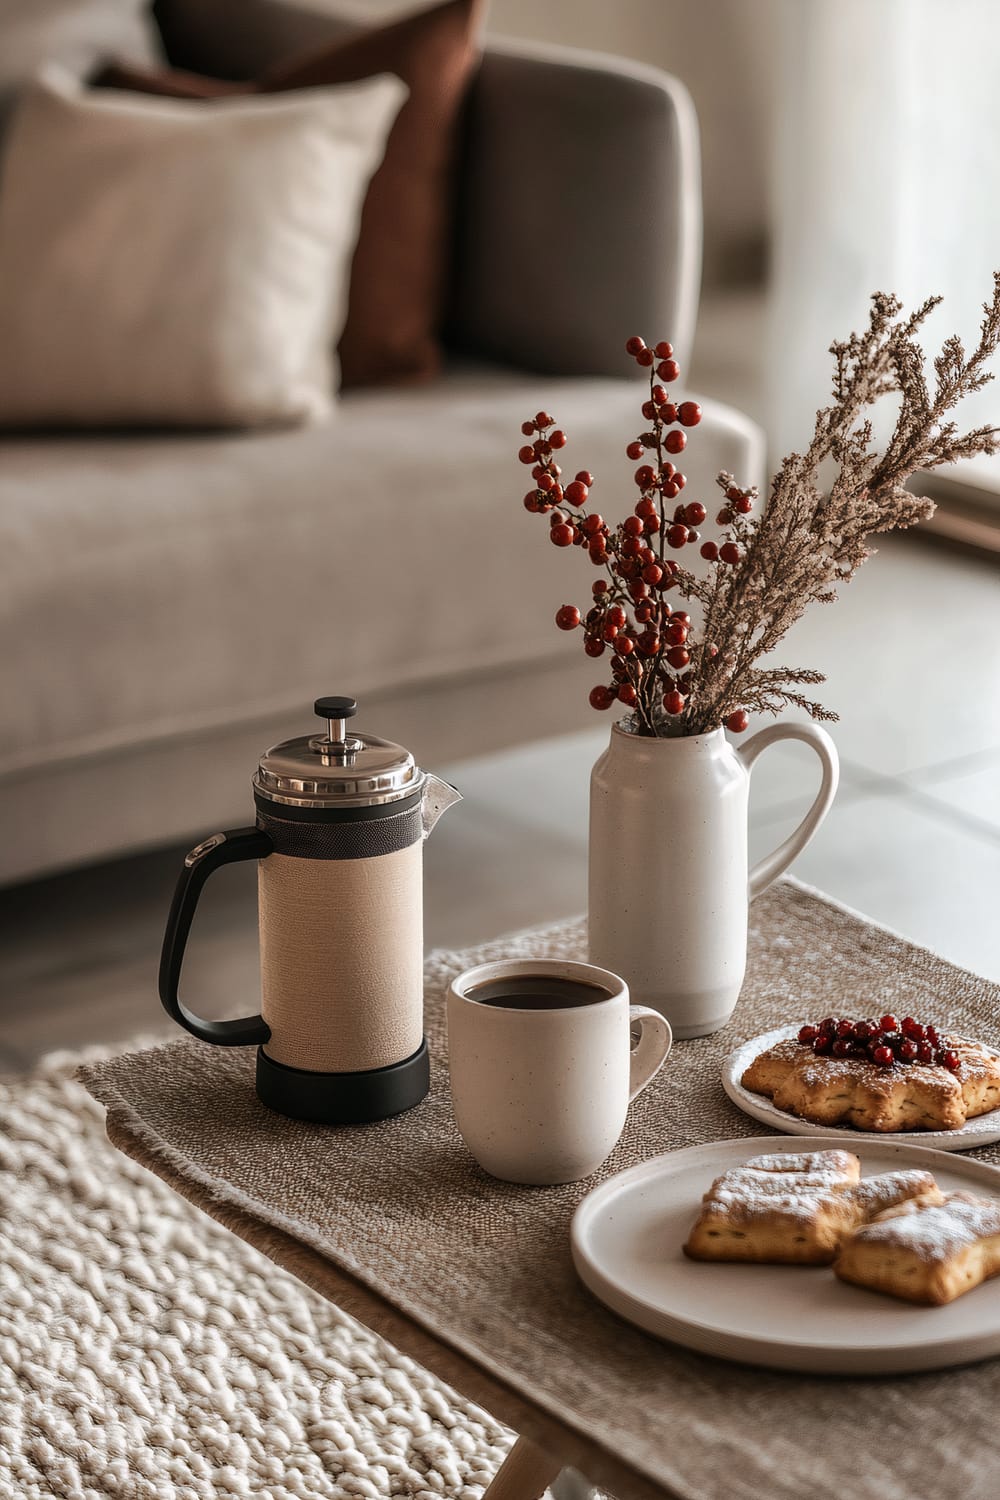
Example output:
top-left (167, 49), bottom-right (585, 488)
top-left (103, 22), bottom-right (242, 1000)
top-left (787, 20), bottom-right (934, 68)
top-left (254, 695), bottom-right (424, 809)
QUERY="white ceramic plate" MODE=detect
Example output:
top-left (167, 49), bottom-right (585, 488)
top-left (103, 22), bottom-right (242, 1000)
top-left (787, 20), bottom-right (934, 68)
top-left (571, 1134), bottom-right (1000, 1373)
top-left (722, 1024), bottom-right (1000, 1151)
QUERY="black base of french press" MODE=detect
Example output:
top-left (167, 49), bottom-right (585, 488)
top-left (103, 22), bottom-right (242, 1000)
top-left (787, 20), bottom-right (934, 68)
top-left (255, 1039), bottom-right (430, 1125)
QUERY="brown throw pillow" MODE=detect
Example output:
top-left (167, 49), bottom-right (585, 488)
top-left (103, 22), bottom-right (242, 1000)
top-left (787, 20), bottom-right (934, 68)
top-left (96, 0), bottom-right (485, 387)
top-left (95, 60), bottom-right (248, 99)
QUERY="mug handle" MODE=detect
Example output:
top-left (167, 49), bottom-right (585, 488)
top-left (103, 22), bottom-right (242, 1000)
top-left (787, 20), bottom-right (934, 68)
top-left (628, 1005), bottom-right (673, 1101)
top-left (736, 722), bottom-right (839, 901)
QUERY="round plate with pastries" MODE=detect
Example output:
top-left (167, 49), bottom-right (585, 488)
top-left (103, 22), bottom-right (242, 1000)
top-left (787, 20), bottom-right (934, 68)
top-left (723, 1023), bottom-right (1000, 1151)
top-left (571, 1135), bottom-right (1000, 1373)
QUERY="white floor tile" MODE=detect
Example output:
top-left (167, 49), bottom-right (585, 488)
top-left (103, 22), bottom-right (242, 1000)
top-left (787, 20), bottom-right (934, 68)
top-left (440, 728), bottom-right (604, 844)
top-left (764, 537), bottom-right (1000, 775)
top-left (906, 751), bottom-right (1000, 837)
top-left (735, 736), bottom-right (869, 820)
top-left (751, 791), bottom-right (1000, 982)
top-left (425, 805), bottom-right (586, 952)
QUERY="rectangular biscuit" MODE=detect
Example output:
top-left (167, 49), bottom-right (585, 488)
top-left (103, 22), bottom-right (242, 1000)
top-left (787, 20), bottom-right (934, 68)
top-left (834, 1191), bottom-right (1000, 1305)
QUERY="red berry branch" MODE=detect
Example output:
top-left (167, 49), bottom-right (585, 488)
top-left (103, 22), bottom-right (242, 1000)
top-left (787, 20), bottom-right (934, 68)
top-left (519, 338), bottom-right (757, 735)
top-left (517, 280), bottom-right (1000, 736)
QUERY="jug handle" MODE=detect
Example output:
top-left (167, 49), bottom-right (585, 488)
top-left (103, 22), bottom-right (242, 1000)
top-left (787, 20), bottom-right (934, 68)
top-left (159, 826), bottom-right (273, 1046)
top-left (736, 722), bottom-right (839, 901)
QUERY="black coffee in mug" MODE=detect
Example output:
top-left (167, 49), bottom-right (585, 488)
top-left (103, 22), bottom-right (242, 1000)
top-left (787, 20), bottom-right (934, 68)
top-left (448, 958), bottom-right (672, 1184)
top-left (466, 976), bottom-right (610, 1011)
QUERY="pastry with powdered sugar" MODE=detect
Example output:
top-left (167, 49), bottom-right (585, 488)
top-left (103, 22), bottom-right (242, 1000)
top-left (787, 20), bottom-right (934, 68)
top-left (742, 1014), bottom-right (1000, 1132)
top-left (835, 1191), bottom-right (1000, 1305)
top-left (684, 1149), bottom-right (942, 1265)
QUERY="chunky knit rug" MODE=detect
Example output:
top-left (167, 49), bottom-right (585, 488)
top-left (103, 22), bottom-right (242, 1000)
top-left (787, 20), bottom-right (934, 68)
top-left (0, 1044), bottom-right (512, 1500)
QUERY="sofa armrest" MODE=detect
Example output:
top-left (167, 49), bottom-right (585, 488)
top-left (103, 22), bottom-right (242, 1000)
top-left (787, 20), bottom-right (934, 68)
top-left (153, 0), bottom-right (352, 78)
top-left (450, 39), bottom-right (702, 378)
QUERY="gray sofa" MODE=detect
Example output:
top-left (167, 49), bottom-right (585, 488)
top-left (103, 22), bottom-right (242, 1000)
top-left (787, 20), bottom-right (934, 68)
top-left (0, 0), bottom-right (764, 885)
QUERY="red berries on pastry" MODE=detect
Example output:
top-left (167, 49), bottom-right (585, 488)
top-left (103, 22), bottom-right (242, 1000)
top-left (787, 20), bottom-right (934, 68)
top-left (796, 1017), bottom-right (960, 1072)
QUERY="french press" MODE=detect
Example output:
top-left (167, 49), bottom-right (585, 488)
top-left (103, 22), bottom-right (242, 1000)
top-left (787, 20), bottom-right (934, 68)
top-left (159, 696), bottom-right (461, 1124)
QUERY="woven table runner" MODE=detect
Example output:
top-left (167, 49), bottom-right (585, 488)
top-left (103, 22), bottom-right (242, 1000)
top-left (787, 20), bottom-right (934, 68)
top-left (82, 881), bottom-right (1000, 1500)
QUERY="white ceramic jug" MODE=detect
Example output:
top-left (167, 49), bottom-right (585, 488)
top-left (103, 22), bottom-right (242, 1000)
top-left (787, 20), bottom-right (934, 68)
top-left (588, 721), bottom-right (839, 1039)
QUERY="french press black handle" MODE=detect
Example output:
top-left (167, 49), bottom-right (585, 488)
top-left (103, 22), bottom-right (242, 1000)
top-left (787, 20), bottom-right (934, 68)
top-left (158, 826), bottom-right (274, 1045)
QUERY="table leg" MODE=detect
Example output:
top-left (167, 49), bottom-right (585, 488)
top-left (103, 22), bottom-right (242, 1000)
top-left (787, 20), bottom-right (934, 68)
top-left (482, 1436), bottom-right (562, 1500)
top-left (550, 1469), bottom-right (600, 1500)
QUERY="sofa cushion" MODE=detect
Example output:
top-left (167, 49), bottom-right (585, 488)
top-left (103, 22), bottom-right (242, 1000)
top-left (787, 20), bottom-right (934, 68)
top-left (0, 368), bottom-right (762, 778)
top-left (0, 0), bottom-right (159, 130)
top-left (99, 0), bottom-right (487, 389)
top-left (0, 70), bottom-right (406, 430)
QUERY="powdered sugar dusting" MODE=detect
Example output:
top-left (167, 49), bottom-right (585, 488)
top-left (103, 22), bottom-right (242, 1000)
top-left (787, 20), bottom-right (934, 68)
top-left (707, 1186), bottom-right (845, 1225)
top-left (857, 1191), bottom-right (1000, 1261)
top-left (849, 1170), bottom-right (938, 1217)
top-left (762, 1034), bottom-right (1000, 1089)
top-left (745, 1150), bottom-right (859, 1175)
top-left (715, 1168), bottom-right (853, 1195)
top-left (705, 1151), bottom-right (858, 1225)
top-left (700, 1157), bottom-right (943, 1233)
top-left (751, 1039), bottom-right (962, 1101)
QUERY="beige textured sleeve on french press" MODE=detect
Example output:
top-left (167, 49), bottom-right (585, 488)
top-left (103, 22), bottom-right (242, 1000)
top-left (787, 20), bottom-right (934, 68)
top-left (259, 845), bottom-right (424, 1073)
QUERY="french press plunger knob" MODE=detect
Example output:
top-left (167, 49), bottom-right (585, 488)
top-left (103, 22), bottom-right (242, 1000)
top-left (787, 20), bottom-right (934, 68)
top-left (314, 694), bottom-right (357, 745)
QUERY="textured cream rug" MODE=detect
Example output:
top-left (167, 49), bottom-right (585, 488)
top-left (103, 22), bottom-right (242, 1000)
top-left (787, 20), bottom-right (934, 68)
top-left (0, 1045), bottom-right (511, 1500)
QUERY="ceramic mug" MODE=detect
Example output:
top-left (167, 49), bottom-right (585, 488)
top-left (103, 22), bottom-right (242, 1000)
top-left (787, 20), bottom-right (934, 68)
top-left (447, 958), bottom-right (672, 1185)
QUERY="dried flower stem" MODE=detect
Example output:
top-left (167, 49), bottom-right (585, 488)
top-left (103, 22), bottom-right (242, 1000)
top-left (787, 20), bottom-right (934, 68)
top-left (517, 280), bottom-right (1000, 734)
top-left (682, 279), bottom-right (1000, 733)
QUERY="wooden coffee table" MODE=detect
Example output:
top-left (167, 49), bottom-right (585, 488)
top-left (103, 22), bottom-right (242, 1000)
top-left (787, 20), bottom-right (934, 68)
top-left (83, 888), bottom-right (1000, 1500)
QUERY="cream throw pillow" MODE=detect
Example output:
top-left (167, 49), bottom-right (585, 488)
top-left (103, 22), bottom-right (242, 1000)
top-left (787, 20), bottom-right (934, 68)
top-left (0, 70), bottom-right (407, 428)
